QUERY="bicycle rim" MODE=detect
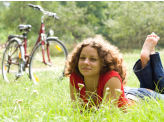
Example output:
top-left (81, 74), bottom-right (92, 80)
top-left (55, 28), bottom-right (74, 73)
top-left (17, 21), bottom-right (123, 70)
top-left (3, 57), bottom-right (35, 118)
top-left (29, 38), bottom-right (68, 84)
top-left (2, 40), bottom-right (22, 82)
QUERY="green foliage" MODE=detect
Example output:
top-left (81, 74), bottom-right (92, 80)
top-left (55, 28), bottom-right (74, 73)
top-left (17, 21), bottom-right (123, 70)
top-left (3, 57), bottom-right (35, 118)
top-left (103, 1), bottom-right (164, 49)
top-left (0, 1), bottom-right (164, 50)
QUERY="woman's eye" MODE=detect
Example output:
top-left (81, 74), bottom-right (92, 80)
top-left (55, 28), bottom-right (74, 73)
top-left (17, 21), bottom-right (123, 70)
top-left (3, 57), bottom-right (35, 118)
top-left (90, 58), bottom-right (96, 61)
top-left (80, 57), bottom-right (85, 60)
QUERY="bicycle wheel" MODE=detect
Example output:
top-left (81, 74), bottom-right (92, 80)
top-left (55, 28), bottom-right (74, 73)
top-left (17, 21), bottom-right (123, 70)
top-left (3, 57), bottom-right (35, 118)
top-left (29, 38), bottom-right (68, 84)
top-left (2, 39), bottom-right (23, 82)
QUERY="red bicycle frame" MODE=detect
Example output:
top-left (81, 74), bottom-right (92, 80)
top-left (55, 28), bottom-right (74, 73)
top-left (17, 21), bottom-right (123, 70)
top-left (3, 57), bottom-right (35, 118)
top-left (22, 21), bottom-right (50, 68)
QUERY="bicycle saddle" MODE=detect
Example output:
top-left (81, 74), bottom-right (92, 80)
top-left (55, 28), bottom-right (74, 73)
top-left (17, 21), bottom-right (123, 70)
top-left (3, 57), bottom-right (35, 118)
top-left (18, 24), bottom-right (32, 32)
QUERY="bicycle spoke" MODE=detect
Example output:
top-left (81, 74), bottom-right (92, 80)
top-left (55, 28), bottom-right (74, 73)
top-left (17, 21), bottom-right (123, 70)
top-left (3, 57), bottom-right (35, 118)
top-left (35, 51), bottom-right (43, 61)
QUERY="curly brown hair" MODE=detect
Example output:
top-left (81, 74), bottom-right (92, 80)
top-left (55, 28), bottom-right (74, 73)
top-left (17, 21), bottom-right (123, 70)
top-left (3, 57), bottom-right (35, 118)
top-left (65, 35), bottom-right (127, 85)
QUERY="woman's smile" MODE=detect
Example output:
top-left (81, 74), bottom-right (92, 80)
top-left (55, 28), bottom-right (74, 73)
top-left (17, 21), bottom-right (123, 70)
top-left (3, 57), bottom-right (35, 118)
top-left (81, 67), bottom-right (91, 70)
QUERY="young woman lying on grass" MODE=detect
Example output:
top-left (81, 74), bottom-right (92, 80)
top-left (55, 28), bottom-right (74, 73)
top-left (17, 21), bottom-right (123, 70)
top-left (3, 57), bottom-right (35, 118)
top-left (65, 32), bottom-right (164, 109)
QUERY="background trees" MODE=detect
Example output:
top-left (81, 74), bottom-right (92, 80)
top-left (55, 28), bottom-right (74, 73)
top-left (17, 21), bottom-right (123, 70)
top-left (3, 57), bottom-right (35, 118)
top-left (0, 1), bottom-right (164, 51)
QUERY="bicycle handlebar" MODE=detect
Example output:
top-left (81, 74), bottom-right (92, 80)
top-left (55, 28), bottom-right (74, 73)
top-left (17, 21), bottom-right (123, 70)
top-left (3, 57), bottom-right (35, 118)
top-left (28, 3), bottom-right (59, 20)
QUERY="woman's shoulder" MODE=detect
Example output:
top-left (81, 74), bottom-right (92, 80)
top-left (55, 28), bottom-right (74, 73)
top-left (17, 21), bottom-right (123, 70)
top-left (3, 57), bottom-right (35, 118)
top-left (100, 70), bottom-right (122, 84)
top-left (102, 70), bottom-right (121, 78)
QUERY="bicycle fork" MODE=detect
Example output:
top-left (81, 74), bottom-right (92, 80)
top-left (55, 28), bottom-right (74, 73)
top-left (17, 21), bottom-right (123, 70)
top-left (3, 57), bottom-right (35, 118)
top-left (41, 34), bottom-right (52, 66)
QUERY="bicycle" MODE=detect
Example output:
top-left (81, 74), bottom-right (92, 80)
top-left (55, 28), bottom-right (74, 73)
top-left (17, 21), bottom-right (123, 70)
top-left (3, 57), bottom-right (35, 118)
top-left (2, 3), bottom-right (68, 85)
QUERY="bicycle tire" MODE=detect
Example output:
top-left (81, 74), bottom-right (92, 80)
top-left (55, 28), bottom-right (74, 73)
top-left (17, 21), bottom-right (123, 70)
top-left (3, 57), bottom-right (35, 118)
top-left (2, 39), bottom-right (24, 82)
top-left (29, 37), bottom-right (68, 85)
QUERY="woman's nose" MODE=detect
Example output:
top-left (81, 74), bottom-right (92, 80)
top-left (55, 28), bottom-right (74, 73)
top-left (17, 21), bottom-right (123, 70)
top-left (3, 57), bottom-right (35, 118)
top-left (84, 58), bottom-right (89, 64)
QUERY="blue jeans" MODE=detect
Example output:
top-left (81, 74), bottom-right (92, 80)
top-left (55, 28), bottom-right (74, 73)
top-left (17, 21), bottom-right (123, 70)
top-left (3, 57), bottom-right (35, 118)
top-left (124, 87), bottom-right (164, 100)
top-left (124, 52), bottom-right (164, 100)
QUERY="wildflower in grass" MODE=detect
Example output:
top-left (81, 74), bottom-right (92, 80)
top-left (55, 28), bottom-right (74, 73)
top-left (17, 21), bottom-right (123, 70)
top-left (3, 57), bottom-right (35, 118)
top-left (115, 89), bottom-right (122, 98)
top-left (14, 99), bottom-right (23, 104)
top-left (14, 99), bottom-right (18, 103)
top-left (25, 88), bottom-right (28, 91)
top-left (18, 99), bottom-right (23, 103)
top-left (33, 90), bottom-right (39, 95)
top-left (78, 83), bottom-right (84, 91)
top-left (106, 87), bottom-right (110, 91)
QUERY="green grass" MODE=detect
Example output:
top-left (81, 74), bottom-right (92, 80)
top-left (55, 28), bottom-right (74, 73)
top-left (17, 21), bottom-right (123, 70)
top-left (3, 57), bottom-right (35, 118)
top-left (1, 50), bottom-right (164, 121)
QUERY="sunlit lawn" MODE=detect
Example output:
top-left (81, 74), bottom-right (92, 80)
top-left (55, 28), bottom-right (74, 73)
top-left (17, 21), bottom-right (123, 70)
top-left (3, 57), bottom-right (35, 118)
top-left (0, 50), bottom-right (164, 121)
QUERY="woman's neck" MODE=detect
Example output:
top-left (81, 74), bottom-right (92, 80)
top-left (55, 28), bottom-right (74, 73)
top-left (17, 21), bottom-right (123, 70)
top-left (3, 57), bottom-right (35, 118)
top-left (84, 75), bottom-right (100, 92)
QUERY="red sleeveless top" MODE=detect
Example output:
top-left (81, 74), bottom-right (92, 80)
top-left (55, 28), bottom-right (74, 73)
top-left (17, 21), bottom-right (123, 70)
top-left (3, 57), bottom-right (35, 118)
top-left (70, 70), bottom-right (131, 108)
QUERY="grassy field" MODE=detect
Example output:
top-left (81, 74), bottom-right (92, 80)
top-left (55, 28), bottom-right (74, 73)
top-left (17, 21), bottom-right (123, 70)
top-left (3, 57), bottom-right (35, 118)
top-left (1, 50), bottom-right (164, 121)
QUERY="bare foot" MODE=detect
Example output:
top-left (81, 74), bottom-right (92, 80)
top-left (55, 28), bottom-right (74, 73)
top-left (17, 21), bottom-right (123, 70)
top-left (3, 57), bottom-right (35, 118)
top-left (140, 32), bottom-right (160, 68)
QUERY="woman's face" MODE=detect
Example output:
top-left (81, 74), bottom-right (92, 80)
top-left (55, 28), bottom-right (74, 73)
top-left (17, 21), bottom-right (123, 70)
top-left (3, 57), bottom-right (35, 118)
top-left (78, 45), bottom-right (102, 78)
